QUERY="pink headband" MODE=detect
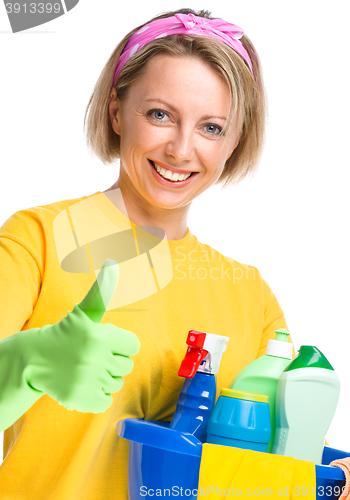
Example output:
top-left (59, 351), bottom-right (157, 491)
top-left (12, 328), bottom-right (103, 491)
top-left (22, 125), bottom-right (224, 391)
top-left (112, 13), bottom-right (254, 87)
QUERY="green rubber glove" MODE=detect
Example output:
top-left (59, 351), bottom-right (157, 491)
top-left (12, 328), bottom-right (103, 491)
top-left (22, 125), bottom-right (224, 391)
top-left (0, 259), bottom-right (140, 431)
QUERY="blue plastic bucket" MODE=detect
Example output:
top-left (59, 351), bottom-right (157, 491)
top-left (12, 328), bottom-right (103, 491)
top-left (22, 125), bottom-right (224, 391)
top-left (117, 419), bottom-right (348, 500)
top-left (317, 447), bottom-right (350, 500)
top-left (116, 419), bottom-right (202, 500)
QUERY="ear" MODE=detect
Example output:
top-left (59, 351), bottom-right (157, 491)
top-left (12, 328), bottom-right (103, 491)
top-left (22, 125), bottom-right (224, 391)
top-left (228, 138), bottom-right (239, 159)
top-left (109, 87), bottom-right (122, 136)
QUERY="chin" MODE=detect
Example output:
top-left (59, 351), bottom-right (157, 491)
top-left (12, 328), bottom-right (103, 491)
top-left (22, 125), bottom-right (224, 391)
top-left (153, 200), bottom-right (190, 210)
top-left (145, 193), bottom-right (192, 210)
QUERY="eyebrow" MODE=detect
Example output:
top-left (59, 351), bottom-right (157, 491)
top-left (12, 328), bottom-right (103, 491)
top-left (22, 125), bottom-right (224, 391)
top-left (145, 98), bottom-right (227, 121)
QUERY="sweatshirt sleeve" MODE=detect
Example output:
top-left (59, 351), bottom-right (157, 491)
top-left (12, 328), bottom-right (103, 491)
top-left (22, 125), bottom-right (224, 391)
top-left (0, 210), bottom-right (43, 340)
top-left (256, 271), bottom-right (296, 359)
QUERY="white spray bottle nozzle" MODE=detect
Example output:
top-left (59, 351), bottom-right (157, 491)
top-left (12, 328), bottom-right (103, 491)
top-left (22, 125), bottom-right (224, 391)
top-left (199, 332), bottom-right (229, 375)
top-left (178, 331), bottom-right (229, 378)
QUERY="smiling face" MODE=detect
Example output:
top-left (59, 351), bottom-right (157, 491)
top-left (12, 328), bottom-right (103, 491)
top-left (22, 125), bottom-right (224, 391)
top-left (109, 54), bottom-right (240, 212)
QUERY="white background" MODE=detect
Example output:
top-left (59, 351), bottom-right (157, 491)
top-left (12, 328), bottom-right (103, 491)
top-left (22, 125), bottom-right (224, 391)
top-left (1, 0), bottom-right (349, 464)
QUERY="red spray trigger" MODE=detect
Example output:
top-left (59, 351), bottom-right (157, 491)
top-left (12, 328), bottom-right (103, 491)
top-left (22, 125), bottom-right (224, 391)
top-left (186, 330), bottom-right (206, 348)
top-left (178, 330), bottom-right (209, 378)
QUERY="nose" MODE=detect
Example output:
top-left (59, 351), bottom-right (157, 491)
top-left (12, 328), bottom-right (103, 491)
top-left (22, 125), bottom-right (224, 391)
top-left (165, 127), bottom-right (195, 164)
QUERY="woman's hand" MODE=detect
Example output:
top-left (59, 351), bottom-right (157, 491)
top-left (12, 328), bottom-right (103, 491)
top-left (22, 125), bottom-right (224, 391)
top-left (19, 259), bottom-right (140, 413)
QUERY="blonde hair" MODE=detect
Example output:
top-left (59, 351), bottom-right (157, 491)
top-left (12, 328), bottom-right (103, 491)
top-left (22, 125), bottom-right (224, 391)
top-left (84, 8), bottom-right (267, 189)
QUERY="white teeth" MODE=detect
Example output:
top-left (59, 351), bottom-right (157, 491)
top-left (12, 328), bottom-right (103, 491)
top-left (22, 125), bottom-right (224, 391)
top-left (162, 169), bottom-right (173, 179)
top-left (153, 162), bottom-right (191, 182)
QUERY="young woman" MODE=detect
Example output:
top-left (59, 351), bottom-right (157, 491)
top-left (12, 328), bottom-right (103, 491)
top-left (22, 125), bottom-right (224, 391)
top-left (0, 8), bottom-right (293, 499)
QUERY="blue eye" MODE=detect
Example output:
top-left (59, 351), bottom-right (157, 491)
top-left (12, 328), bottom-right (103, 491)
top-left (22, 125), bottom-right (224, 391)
top-left (205, 124), bottom-right (223, 135)
top-left (155, 110), bottom-right (166, 120)
top-left (148, 109), bottom-right (169, 121)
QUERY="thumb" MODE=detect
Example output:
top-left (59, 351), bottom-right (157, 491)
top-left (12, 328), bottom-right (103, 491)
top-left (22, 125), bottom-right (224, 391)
top-left (78, 259), bottom-right (119, 323)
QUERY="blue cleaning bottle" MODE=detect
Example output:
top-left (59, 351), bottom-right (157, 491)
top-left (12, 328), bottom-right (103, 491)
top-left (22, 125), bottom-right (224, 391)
top-left (169, 330), bottom-right (229, 443)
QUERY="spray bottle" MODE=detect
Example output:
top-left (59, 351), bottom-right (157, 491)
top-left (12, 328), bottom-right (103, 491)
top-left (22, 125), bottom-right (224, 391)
top-left (272, 345), bottom-right (340, 463)
top-left (169, 330), bottom-right (229, 443)
top-left (229, 329), bottom-right (293, 452)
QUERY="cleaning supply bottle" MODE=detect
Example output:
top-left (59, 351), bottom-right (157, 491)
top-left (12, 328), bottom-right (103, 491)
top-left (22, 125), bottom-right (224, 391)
top-left (229, 328), bottom-right (293, 452)
top-left (272, 345), bottom-right (340, 464)
top-left (169, 330), bottom-right (229, 443)
top-left (207, 388), bottom-right (271, 452)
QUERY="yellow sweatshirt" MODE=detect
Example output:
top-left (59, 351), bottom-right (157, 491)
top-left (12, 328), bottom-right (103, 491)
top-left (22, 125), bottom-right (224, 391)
top-left (0, 190), bottom-right (292, 499)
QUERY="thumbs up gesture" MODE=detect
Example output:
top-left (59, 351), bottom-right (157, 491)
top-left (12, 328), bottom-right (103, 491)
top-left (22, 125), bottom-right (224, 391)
top-left (22, 259), bottom-right (140, 413)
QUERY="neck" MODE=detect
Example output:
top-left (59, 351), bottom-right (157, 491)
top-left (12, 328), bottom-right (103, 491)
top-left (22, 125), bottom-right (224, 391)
top-left (103, 173), bottom-right (191, 242)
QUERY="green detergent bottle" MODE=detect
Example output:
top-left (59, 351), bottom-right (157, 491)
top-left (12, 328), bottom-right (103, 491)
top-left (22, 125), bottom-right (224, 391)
top-left (229, 329), bottom-right (293, 453)
top-left (272, 346), bottom-right (340, 463)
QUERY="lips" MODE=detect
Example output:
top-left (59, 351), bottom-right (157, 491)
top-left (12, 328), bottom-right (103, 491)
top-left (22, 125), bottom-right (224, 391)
top-left (149, 160), bottom-right (196, 176)
top-left (148, 159), bottom-right (198, 187)
top-left (150, 160), bottom-right (193, 182)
